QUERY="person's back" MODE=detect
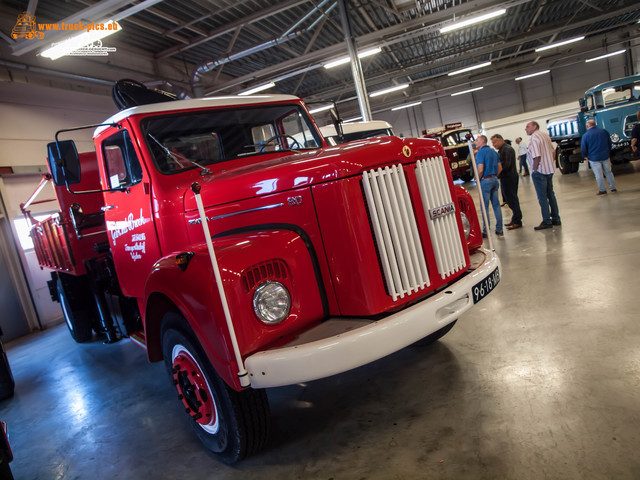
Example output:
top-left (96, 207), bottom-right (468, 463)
top-left (581, 125), bottom-right (611, 162)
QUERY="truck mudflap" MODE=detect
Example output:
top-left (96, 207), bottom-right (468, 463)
top-left (246, 247), bottom-right (500, 388)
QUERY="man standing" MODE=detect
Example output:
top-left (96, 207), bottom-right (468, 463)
top-left (515, 137), bottom-right (529, 175)
top-left (474, 135), bottom-right (503, 237)
top-left (525, 121), bottom-right (561, 230)
top-left (581, 119), bottom-right (616, 195)
top-left (631, 111), bottom-right (640, 157)
top-left (491, 134), bottom-right (523, 230)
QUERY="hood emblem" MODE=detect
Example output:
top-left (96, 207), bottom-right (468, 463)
top-left (402, 145), bottom-right (411, 157)
top-left (428, 202), bottom-right (456, 220)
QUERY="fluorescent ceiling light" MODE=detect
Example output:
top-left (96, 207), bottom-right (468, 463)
top-left (344, 116), bottom-right (363, 123)
top-left (451, 86), bottom-right (484, 97)
top-left (535, 36), bottom-right (584, 52)
top-left (392, 101), bottom-right (422, 111)
top-left (41, 20), bottom-right (121, 60)
top-left (238, 82), bottom-right (275, 95)
top-left (324, 47), bottom-right (382, 69)
top-left (515, 70), bottom-right (550, 81)
top-left (440, 9), bottom-right (506, 33)
top-left (585, 49), bottom-right (626, 63)
top-left (448, 61), bottom-right (491, 76)
top-left (370, 84), bottom-right (409, 97)
top-left (309, 104), bottom-right (334, 114)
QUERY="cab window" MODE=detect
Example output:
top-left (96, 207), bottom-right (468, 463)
top-left (102, 130), bottom-right (143, 189)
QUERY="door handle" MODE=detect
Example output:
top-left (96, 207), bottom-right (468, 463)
top-left (101, 205), bottom-right (116, 211)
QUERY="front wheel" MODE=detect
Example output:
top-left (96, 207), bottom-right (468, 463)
top-left (161, 320), bottom-right (270, 463)
top-left (556, 147), bottom-right (574, 174)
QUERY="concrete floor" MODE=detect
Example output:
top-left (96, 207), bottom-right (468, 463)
top-left (2, 161), bottom-right (640, 480)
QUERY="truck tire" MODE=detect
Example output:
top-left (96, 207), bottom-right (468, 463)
top-left (556, 148), bottom-right (574, 174)
top-left (411, 320), bottom-right (457, 347)
top-left (57, 275), bottom-right (93, 343)
top-left (161, 318), bottom-right (270, 463)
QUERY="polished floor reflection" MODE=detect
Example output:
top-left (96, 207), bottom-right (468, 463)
top-left (2, 161), bottom-right (640, 479)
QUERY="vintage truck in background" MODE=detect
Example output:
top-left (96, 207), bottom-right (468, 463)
top-left (21, 85), bottom-right (500, 463)
top-left (422, 123), bottom-right (475, 181)
top-left (547, 74), bottom-right (640, 174)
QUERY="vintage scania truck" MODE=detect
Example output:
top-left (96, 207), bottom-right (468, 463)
top-left (22, 89), bottom-right (500, 462)
top-left (422, 123), bottom-right (474, 181)
top-left (547, 74), bottom-right (640, 173)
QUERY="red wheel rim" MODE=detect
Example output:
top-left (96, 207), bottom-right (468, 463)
top-left (171, 344), bottom-right (219, 433)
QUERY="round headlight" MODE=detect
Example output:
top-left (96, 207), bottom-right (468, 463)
top-left (252, 281), bottom-right (291, 325)
top-left (610, 133), bottom-right (620, 143)
top-left (460, 212), bottom-right (471, 239)
top-left (451, 162), bottom-right (459, 169)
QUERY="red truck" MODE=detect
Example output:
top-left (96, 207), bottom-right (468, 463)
top-left (423, 123), bottom-right (475, 181)
top-left (22, 91), bottom-right (500, 463)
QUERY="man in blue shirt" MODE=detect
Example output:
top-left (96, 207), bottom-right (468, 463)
top-left (474, 135), bottom-right (503, 237)
top-left (581, 119), bottom-right (616, 195)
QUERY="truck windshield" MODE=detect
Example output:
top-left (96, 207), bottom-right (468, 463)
top-left (141, 104), bottom-right (322, 174)
top-left (443, 130), bottom-right (472, 146)
top-left (599, 82), bottom-right (640, 108)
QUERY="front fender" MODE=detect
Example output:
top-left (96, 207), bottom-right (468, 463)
top-left (144, 228), bottom-right (325, 390)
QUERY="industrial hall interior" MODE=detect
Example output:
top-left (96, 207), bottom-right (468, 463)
top-left (1, 0), bottom-right (640, 478)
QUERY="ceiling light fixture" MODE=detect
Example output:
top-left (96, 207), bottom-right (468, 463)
top-left (391, 101), bottom-right (422, 111)
top-left (585, 49), bottom-right (626, 63)
top-left (324, 47), bottom-right (382, 69)
top-left (369, 83), bottom-right (409, 97)
top-left (440, 9), bottom-right (506, 33)
top-left (309, 104), bottom-right (334, 114)
top-left (448, 61), bottom-right (492, 76)
top-left (451, 86), bottom-right (484, 97)
top-left (535, 36), bottom-right (584, 52)
top-left (515, 70), bottom-right (551, 81)
top-left (238, 82), bottom-right (276, 95)
top-left (41, 20), bottom-right (121, 60)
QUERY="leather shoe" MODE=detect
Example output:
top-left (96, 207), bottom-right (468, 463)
top-left (495, 231), bottom-right (504, 236)
top-left (506, 223), bottom-right (522, 230)
top-left (551, 220), bottom-right (562, 226)
top-left (597, 191), bottom-right (607, 196)
top-left (504, 221), bottom-right (513, 227)
top-left (534, 222), bottom-right (552, 230)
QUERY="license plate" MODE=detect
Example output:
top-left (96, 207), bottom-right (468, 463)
top-left (472, 267), bottom-right (500, 303)
top-left (458, 160), bottom-right (467, 166)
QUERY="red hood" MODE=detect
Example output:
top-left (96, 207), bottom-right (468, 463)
top-left (181, 136), bottom-right (444, 211)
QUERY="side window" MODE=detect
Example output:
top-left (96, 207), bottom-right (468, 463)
top-left (102, 130), bottom-right (143, 189)
top-left (283, 111), bottom-right (320, 148)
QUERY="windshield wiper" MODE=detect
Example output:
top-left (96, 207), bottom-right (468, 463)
top-left (148, 133), bottom-right (212, 176)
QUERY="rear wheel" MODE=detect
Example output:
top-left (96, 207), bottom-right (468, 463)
top-left (556, 147), bottom-right (574, 174)
top-left (57, 274), bottom-right (93, 343)
top-left (161, 316), bottom-right (270, 463)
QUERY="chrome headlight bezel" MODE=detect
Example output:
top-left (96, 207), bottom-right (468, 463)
top-left (252, 281), bottom-right (291, 325)
top-left (460, 212), bottom-right (471, 239)
top-left (610, 133), bottom-right (620, 143)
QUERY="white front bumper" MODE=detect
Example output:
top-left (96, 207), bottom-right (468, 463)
top-left (246, 248), bottom-right (500, 388)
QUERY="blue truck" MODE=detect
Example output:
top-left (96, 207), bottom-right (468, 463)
top-left (547, 74), bottom-right (640, 174)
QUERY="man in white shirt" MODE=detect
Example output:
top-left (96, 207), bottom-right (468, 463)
top-left (515, 137), bottom-right (529, 176)
top-left (525, 121), bottom-right (561, 230)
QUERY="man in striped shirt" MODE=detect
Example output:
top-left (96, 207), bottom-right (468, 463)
top-left (525, 121), bottom-right (561, 230)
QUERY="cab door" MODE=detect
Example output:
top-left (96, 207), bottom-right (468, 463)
top-left (99, 123), bottom-right (161, 299)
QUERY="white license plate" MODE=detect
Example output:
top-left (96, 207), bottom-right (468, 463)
top-left (472, 267), bottom-right (500, 303)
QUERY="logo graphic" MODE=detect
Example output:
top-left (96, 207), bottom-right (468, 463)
top-left (428, 202), bottom-right (456, 220)
top-left (402, 145), bottom-right (412, 157)
top-left (11, 11), bottom-right (44, 40)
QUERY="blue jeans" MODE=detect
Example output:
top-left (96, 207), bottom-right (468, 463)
top-left (589, 159), bottom-right (616, 192)
top-left (480, 177), bottom-right (503, 234)
top-left (519, 154), bottom-right (529, 174)
top-left (531, 172), bottom-right (560, 225)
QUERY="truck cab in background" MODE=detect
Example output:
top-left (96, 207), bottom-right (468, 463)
top-left (423, 123), bottom-right (474, 182)
top-left (547, 74), bottom-right (640, 173)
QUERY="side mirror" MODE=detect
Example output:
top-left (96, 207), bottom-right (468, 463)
top-left (47, 140), bottom-right (81, 186)
top-left (329, 107), bottom-right (344, 142)
top-left (578, 98), bottom-right (587, 113)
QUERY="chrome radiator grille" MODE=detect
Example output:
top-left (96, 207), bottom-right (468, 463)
top-left (362, 165), bottom-right (430, 301)
top-left (415, 157), bottom-right (466, 279)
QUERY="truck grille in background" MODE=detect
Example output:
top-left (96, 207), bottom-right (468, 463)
top-left (362, 164), bottom-right (430, 301)
top-left (415, 157), bottom-right (466, 279)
